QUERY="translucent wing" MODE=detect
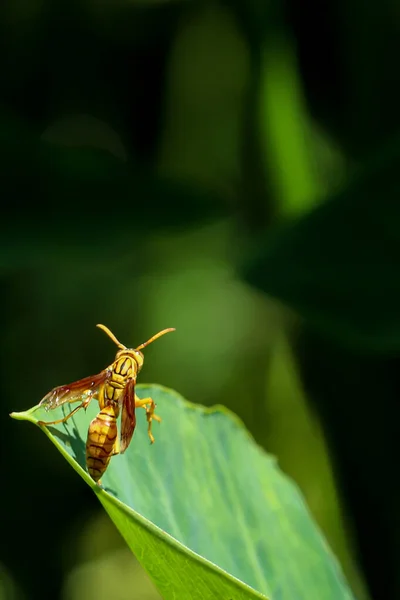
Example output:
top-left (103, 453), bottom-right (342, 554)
top-left (39, 369), bottom-right (110, 411)
top-left (120, 379), bottom-right (136, 454)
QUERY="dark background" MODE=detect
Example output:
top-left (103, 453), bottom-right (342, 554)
top-left (2, 0), bottom-right (399, 599)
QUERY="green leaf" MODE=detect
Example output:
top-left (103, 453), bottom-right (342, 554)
top-left (11, 385), bottom-right (354, 600)
top-left (243, 138), bottom-right (400, 352)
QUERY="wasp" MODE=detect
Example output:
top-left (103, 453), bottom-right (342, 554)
top-left (38, 324), bottom-right (175, 483)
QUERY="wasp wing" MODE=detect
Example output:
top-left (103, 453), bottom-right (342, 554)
top-left (120, 379), bottom-right (136, 454)
top-left (39, 369), bottom-right (110, 411)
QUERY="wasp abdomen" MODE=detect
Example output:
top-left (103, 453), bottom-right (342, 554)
top-left (86, 404), bottom-right (118, 482)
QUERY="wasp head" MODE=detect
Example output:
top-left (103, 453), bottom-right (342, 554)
top-left (97, 323), bottom-right (174, 374)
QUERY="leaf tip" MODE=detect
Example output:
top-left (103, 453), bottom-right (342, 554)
top-left (9, 411), bottom-right (25, 420)
top-left (9, 404), bottom-right (41, 421)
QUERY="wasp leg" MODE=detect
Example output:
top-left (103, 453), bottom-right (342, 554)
top-left (111, 435), bottom-right (121, 456)
top-left (135, 396), bottom-right (161, 444)
top-left (38, 396), bottom-right (93, 426)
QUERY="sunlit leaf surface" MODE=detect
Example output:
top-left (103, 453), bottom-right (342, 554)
top-left (11, 385), bottom-right (354, 600)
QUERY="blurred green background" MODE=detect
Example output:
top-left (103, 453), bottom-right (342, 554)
top-left (2, 0), bottom-right (400, 599)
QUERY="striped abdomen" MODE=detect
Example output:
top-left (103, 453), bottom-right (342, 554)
top-left (86, 404), bottom-right (118, 482)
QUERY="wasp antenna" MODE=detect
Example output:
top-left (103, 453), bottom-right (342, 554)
top-left (136, 328), bottom-right (176, 351)
top-left (96, 324), bottom-right (127, 350)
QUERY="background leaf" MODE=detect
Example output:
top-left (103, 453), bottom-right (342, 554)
top-left (243, 138), bottom-right (400, 352)
top-left (12, 384), bottom-right (354, 600)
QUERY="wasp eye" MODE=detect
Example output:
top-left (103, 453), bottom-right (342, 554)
top-left (133, 350), bottom-right (144, 369)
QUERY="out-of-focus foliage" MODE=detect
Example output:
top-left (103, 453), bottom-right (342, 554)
top-left (0, 564), bottom-right (22, 600)
top-left (62, 548), bottom-right (161, 600)
top-left (12, 385), bottom-right (355, 600)
top-left (244, 136), bottom-right (400, 352)
top-left (0, 111), bottom-right (228, 273)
